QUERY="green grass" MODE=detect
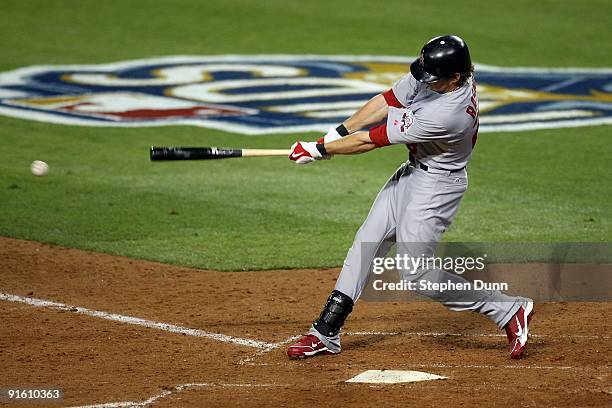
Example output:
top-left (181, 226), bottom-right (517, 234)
top-left (0, 0), bottom-right (610, 270)
top-left (450, 126), bottom-right (612, 242)
top-left (1, 0), bottom-right (611, 69)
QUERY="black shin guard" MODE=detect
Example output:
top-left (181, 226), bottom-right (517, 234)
top-left (313, 290), bottom-right (354, 337)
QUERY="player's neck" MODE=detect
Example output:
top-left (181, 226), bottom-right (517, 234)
top-left (428, 80), bottom-right (461, 94)
top-left (439, 82), bottom-right (461, 93)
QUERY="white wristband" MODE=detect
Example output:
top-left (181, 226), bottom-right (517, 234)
top-left (323, 126), bottom-right (342, 143)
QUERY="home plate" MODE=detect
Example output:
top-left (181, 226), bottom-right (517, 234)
top-left (346, 370), bottom-right (447, 384)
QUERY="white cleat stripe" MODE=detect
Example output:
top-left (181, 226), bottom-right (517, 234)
top-left (520, 301), bottom-right (534, 346)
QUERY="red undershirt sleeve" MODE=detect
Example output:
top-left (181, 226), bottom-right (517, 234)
top-left (382, 89), bottom-right (404, 108)
top-left (369, 124), bottom-right (390, 147)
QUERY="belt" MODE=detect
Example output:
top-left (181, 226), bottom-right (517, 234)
top-left (409, 154), bottom-right (465, 174)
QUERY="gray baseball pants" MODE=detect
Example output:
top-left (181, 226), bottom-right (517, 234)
top-left (310, 162), bottom-right (524, 352)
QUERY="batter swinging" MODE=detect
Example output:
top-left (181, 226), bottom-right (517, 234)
top-left (287, 35), bottom-right (534, 359)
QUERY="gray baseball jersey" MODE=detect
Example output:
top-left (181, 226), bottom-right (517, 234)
top-left (371, 74), bottom-right (479, 171)
top-left (308, 73), bottom-right (528, 353)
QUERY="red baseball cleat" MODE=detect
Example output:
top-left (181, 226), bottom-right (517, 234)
top-left (504, 300), bottom-right (534, 359)
top-left (287, 334), bottom-right (338, 360)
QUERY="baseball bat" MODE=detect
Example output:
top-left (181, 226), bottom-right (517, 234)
top-left (150, 146), bottom-right (291, 161)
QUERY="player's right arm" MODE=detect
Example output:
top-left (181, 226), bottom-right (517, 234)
top-left (323, 105), bottom-right (450, 158)
top-left (320, 94), bottom-right (388, 143)
top-left (323, 82), bottom-right (411, 143)
top-left (344, 73), bottom-right (418, 133)
top-left (342, 94), bottom-right (388, 134)
top-left (323, 74), bottom-right (416, 143)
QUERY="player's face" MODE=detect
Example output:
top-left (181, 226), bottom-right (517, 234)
top-left (427, 74), bottom-right (461, 93)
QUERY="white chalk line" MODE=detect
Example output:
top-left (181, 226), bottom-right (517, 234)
top-left (243, 329), bottom-right (611, 365)
top-left (345, 330), bottom-right (611, 340)
top-left (406, 363), bottom-right (611, 373)
top-left (2, 291), bottom-right (608, 355)
top-left (67, 371), bottom-right (610, 407)
top-left (0, 292), bottom-right (275, 350)
top-left (68, 382), bottom-right (289, 408)
top-left (238, 335), bottom-right (301, 365)
top-left (3, 292), bottom-right (609, 405)
top-left (409, 363), bottom-right (576, 370)
top-left (239, 329), bottom-right (611, 366)
top-left (246, 358), bottom-right (610, 372)
top-left (69, 378), bottom-right (608, 407)
top-left (2, 291), bottom-right (608, 366)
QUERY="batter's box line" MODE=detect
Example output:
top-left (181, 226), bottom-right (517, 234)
top-left (240, 331), bottom-right (515, 366)
top-left (68, 382), bottom-right (290, 408)
top-left (344, 330), bottom-right (611, 340)
top-left (0, 292), bottom-right (276, 350)
top-left (406, 363), bottom-right (612, 374)
top-left (238, 329), bottom-right (612, 366)
top-left (237, 335), bottom-right (302, 365)
top-left (2, 290), bottom-right (607, 363)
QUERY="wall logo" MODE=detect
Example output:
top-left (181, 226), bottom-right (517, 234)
top-left (0, 55), bottom-right (610, 134)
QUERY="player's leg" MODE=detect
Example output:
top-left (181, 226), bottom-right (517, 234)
top-left (395, 168), bottom-right (533, 357)
top-left (287, 164), bottom-right (407, 359)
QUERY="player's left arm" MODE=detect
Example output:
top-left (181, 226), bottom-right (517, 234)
top-left (288, 130), bottom-right (383, 164)
top-left (321, 118), bottom-right (399, 155)
top-left (324, 104), bottom-right (452, 156)
top-left (323, 132), bottom-right (378, 155)
top-left (289, 106), bottom-right (438, 164)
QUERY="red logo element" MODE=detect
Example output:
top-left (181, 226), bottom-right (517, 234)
top-left (62, 102), bottom-right (248, 121)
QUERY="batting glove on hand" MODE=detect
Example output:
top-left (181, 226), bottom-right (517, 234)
top-left (289, 141), bottom-right (322, 165)
top-left (316, 126), bottom-right (343, 144)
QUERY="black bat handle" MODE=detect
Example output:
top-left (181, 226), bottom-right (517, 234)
top-left (150, 146), bottom-right (243, 161)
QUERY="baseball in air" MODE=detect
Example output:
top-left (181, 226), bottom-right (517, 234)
top-left (30, 160), bottom-right (49, 176)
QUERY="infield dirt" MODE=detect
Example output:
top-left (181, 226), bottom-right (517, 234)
top-left (1, 237), bottom-right (610, 407)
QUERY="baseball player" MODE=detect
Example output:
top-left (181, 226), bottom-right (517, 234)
top-left (287, 35), bottom-right (534, 359)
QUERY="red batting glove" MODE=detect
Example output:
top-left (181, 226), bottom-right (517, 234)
top-left (289, 141), bottom-right (322, 165)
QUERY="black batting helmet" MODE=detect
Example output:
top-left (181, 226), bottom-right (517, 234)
top-left (410, 35), bottom-right (472, 83)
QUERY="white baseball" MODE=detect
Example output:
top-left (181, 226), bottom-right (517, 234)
top-left (30, 160), bottom-right (49, 176)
